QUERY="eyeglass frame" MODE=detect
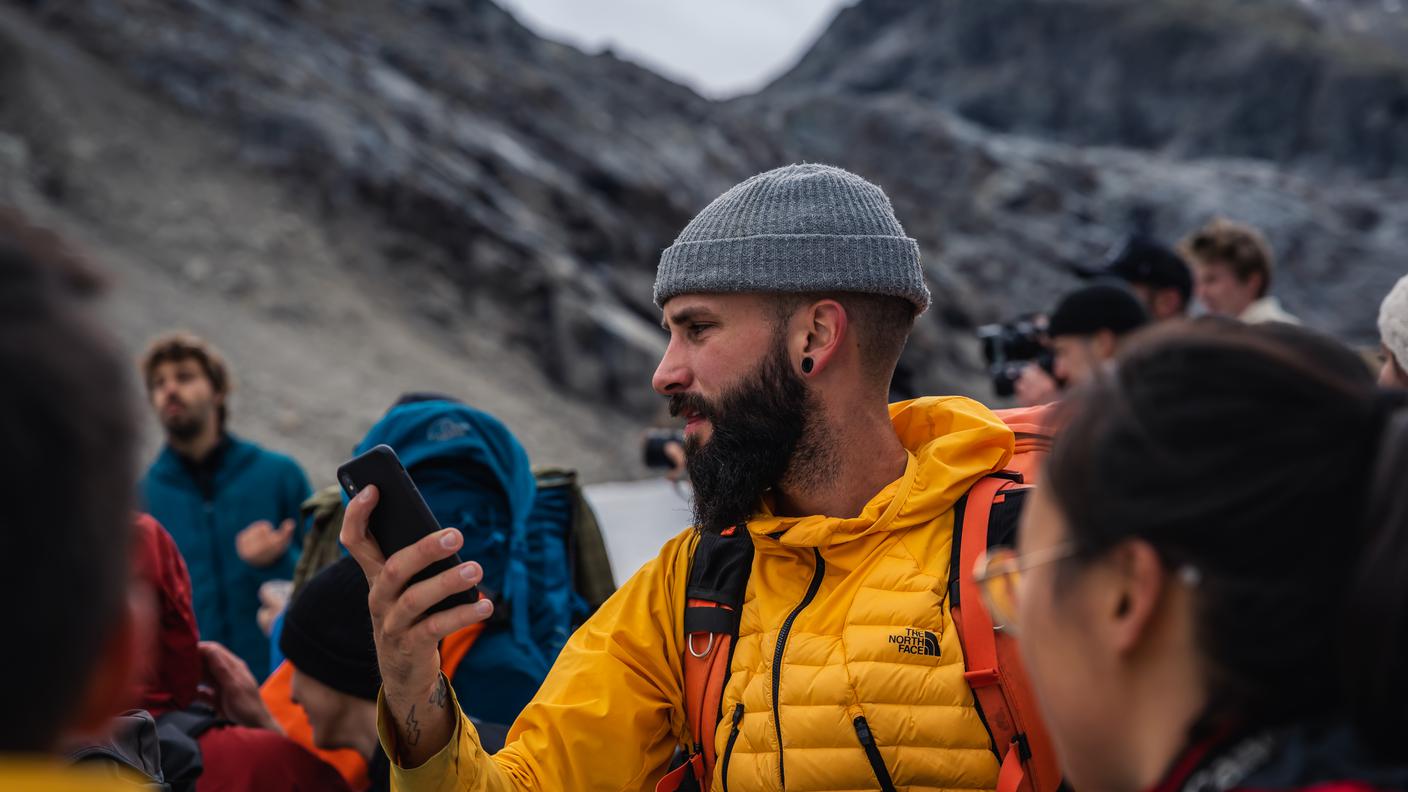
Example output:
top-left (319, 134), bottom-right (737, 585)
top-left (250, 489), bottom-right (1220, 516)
top-left (973, 541), bottom-right (1202, 634)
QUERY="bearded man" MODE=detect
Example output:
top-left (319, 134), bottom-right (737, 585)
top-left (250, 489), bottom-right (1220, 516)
top-left (341, 164), bottom-right (1017, 792)
top-left (140, 332), bottom-right (311, 679)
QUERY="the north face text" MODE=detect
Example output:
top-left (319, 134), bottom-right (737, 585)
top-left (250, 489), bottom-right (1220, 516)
top-left (889, 627), bottom-right (939, 657)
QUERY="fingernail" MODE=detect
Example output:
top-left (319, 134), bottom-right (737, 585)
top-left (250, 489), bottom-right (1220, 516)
top-left (476, 600), bottom-right (493, 617)
top-left (439, 529), bottom-right (459, 549)
top-left (357, 488), bottom-right (373, 503)
top-left (459, 562), bottom-right (479, 581)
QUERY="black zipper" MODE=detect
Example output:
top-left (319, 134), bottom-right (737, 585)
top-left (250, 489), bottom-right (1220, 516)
top-left (720, 703), bottom-right (744, 792)
top-left (772, 547), bottom-right (825, 789)
top-left (852, 715), bottom-right (898, 792)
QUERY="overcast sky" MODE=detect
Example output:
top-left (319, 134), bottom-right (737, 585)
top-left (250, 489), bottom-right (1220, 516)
top-left (495, 0), bottom-right (854, 99)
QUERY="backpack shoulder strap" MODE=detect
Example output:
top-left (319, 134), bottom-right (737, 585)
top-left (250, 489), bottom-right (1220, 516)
top-left (950, 474), bottom-right (1063, 792)
top-left (657, 524), bottom-right (754, 792)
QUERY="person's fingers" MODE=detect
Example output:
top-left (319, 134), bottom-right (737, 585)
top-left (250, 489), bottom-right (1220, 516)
top-left (242, 519), bottom-right (274, 535)
top-left (381, 560), bottom-right (482, 636)
top-left (276, 518), bottom-right (296, 538)
top-left (406, 597), bottom-right (495, 647)
top-left (340, 486), bottom-right (386, 580)
top-left (369, 527), bottom-right (463, 618)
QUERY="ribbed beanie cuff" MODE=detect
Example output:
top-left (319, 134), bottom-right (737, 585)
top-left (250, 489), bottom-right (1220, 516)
top-left (654, 164), bottom-right (930, 313)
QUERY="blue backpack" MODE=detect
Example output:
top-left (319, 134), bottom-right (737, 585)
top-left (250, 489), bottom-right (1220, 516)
top-left (355, 399), bottom-right (598, 724)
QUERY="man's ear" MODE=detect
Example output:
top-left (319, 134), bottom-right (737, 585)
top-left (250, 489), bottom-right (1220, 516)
top-left (1247, 270), bottom-right (1267, 299)
top-left (68, 583), bottom-right (154, 737)
top-left (794, 299), bottom-right (848, 376)
top-left (1101, 539), bottom-right (1167, 656)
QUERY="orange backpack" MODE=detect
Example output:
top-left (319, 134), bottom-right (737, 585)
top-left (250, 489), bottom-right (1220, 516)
top-left (658, 404), bottom-right (1060, 792)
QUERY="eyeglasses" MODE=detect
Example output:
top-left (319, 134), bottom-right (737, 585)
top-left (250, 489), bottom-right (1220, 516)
top-left (973, 543), bottom-right (1204, 635)
top-left (972, 543), bottom-right (1077, 635)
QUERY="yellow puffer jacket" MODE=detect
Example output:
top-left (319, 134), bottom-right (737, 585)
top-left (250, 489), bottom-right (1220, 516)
top-left (381, 396), bottom-right (1014, 792)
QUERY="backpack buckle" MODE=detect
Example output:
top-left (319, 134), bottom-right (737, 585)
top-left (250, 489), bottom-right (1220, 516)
top-left (687, 632), bottom-right (716, 658)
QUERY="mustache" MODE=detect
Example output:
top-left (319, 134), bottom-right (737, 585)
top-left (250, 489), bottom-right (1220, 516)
top-left (668, 392), bottom-right (713, 421)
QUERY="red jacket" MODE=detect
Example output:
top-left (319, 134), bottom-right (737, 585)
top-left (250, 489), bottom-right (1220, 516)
top-left (133, 514), bottom-right (353, 792)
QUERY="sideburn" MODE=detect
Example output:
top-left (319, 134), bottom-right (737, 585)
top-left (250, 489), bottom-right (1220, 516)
top-left (685, 336), bottom-right (821, 534)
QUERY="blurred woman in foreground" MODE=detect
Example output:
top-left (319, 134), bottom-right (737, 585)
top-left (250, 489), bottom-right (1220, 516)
top-left (978, 320), bottom-right (1408, 792)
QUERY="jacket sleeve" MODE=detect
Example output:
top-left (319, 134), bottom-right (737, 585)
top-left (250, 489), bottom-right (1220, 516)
top-left (378, 529), bottom-right (697, 792)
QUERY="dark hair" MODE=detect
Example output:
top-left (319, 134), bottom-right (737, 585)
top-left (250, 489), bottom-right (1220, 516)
top-left (1046, 319), bottom-right (1407, 756)
top-left (770, 292), bottom-right (916, 386)
top-left (0, 211), bottom-right (137, 750)
top-left (1180, 218), bottom-right (1275, 297)
top-left (140, 332), bottom-right (233, 428)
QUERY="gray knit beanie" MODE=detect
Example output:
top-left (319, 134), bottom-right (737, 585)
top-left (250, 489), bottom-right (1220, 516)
top-left (1380, 274), bottom-right (1408, 369)
top-left (654, 163), bottom-right (930, 313)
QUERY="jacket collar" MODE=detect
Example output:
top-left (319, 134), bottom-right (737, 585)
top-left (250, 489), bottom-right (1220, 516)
top-left (745, 396), bottom-right (1014, 549)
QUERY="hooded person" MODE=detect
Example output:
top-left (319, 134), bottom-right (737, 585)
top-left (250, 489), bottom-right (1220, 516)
top-left (341, 163), bottom-right (1026, 792)
top-left (132, 514), bottom-right (352, 792)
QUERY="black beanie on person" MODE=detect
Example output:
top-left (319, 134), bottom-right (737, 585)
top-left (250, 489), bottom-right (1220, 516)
top-left (279, 556), bottom-right (382, 701)
top-left (1048, 283), bottom-right (1149, 339)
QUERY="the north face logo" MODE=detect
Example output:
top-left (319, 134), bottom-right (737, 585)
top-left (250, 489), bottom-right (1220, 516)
top-left (888, 628), bottom-right (939, 657)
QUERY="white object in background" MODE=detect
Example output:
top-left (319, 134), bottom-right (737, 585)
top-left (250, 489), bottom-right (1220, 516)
top-left (583, 478), bottom-right (694, 585)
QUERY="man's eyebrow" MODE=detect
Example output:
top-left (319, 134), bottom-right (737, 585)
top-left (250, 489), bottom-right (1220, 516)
top-left (662, 307), bottom-right (708, 331)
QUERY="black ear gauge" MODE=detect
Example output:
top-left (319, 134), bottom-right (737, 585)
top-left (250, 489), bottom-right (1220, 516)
top-left (801, 357), bottom-right (814, 374)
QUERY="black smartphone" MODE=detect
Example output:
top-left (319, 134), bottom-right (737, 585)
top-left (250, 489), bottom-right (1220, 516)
top-left (336, 444), bottom-right (479, 614)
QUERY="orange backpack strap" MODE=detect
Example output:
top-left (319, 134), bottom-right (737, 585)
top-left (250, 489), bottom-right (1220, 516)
top-left (951, 474), bottom-right (1064, 792)
top-left (656, 525), bottom-right (754, 792)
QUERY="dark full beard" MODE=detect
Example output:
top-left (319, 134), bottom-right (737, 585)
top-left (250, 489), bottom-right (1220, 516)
top-left (162, 405), bottom-right (208, 442)
top-left (671, 336), bottom-right (830, 534)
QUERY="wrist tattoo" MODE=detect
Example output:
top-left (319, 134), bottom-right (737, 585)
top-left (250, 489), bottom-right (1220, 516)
top-left (430, 676), bottom-right (449, 709)
top-left (404, 705), bottom-right (421, 747)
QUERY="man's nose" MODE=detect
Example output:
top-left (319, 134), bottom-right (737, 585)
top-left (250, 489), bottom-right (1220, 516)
top-left (652, 341), bottom-right (692, 396)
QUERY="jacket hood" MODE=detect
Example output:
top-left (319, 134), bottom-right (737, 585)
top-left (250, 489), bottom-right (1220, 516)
top-left (133, 513), bottom-right (201, 715)
top-left (747, 396), bottom-right (1014, 547)
top-left (354, 400), bottom-right (537, 531)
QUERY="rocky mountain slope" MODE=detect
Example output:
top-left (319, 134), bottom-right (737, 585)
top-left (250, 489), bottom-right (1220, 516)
top-left (2, 0), bottom-right (1404, 482)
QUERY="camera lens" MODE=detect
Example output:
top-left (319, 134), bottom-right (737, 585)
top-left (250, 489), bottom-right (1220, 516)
top-left (340, 473), bottom-right (355, 493)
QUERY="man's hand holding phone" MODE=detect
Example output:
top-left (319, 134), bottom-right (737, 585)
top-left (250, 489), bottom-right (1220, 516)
top-left (340, 484), bottom-right (495, 767)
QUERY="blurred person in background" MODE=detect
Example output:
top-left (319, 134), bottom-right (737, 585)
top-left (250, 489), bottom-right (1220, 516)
top-left (0, 208), bottom-right (152, 790)
top-left (134, 514), bottom-right (354, 792)
top-left (139, 332), bottom-right (312, 680)
top-left (1074, 234), bottom-right (1192, 322)
top-left (978, 320), bottom-right (1408, 792)
top-left (1181, 218), bottom-right (1301, 325)
top-left (1378, 274), bottom-right (1408, 389)
top-left (279, 557), bottom-right (390, 792)
top-left (1047, 283), bottom-right (1149, 389)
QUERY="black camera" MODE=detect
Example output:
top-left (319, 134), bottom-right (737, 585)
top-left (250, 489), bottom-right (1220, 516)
top-left (642, 428), bottom-right (686, 469)
top-left (977, 314), bottom-right (1053, 398)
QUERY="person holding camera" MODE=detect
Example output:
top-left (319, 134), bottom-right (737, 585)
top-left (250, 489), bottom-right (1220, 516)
top-left (1046, 283), bottom-right (1150, 389)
